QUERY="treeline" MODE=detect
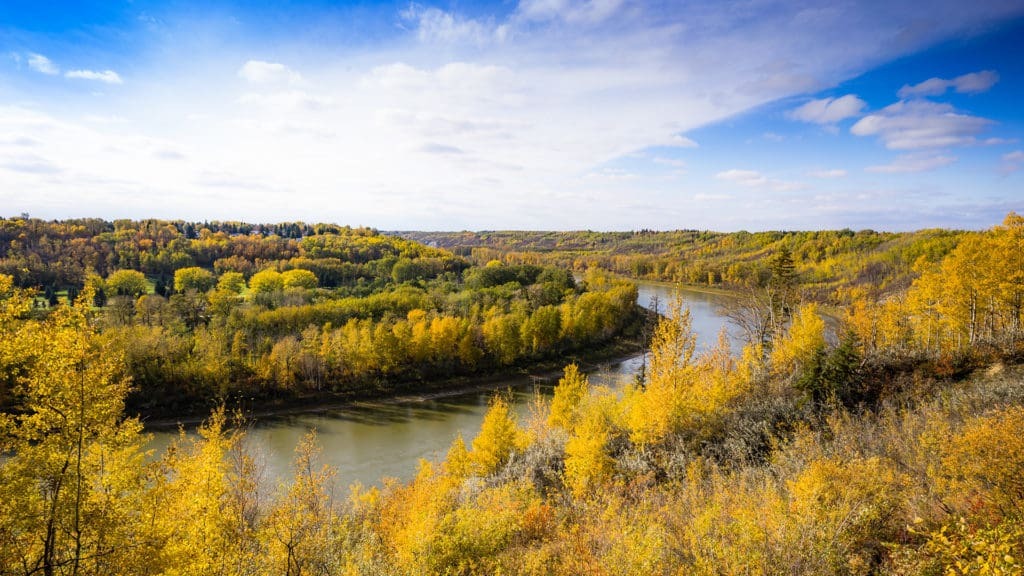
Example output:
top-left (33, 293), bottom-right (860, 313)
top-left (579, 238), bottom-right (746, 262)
top-left (0, 217), bottom-right (458, 291)
top-left (402, 226), bottom-right (966, 302)
top-left (2, 207), bottom-right (1023, 573)
top-left (846, 213), bottom-right (1024, 360)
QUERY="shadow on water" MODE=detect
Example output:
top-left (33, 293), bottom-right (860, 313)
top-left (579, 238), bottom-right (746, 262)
top-left (254, 400), bottom-right (481, 428)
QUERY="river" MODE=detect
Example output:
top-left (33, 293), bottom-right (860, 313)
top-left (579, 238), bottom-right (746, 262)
top-left (146, 282), bottom-right (739, 489)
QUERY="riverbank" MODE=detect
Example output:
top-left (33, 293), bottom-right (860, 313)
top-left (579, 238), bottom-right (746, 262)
top-left (138, 306), bottom-right (656, 430)
top-left (633, 278), bottom-right (737, 299)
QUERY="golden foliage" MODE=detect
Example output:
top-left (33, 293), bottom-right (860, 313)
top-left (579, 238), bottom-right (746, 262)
top-left (563, 409), bottom-right (613, 498)
top-left (547, 363), bottom-right (588, 431)
top-left (770, 302), bottom-right (826, 376)
top-left (470, 396), bottom-right (526, 476)
top-left (938, 406), bottom-right (1024, 520)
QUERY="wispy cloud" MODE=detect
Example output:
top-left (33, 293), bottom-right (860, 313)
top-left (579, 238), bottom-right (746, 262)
top-left (715, 169), bottom-right (804, 191)
top-left (652, 157), bottom-right (686, 168)
top-left (238, 60), bottom-right (301, 85)
top-left (420, 142), bottom-right (464, 155)
top-left (517, 0), bottom-right (627, 25)
top-left (807, 169), bottom-right (847, 178)
top-left (898, 70), bottom-right (999, 99)
top-left (401, 4), bottom-right (506, 44)
top-left (2, 154), bottom-right (62, 175)
top-left (716, 169), bottom-right (767, 187)
top-left (851, 100), bottom-right (992, 149)
top-left (1002, 150), bottom-right (1024, 174)
top-left (865, 152), bottom-right (956, 173)
top-left (27, 53), bottom-right (59, 75)
top-left (585, 167), bottom-right (638, 181)
top-left (789, 95), bottom-right (866, 124)
top-left (694, 193), bottom-right (733, 201)
top-left (65, 69), bottom-right (123, 84)
top-left (666, 135), bottom-right (698, 148)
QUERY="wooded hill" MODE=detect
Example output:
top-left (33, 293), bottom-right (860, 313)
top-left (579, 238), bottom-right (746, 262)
top-left (399, 226), bottom-right (966, 302)
top-left (0, 217), bottom-right (639, 415)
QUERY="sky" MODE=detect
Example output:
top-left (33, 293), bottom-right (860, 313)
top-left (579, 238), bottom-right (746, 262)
top-left (0, 0), bottom-right (1022, 231)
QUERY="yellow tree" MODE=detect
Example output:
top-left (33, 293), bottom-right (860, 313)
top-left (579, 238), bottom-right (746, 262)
top-left (547, 364), bottom-right (589, 431)
top-left (249, 268), bottom-right (284, 295)
top-left (769, 302), bottom-right (826, 378)
top-left (173, 266), bottom-right (216, 293)
top-left (262, 431), bottom-right (340, 575)
top-left (0, 276), bottom-right (149, 575)
top-left (626, 298), bottom-right (696, 446)
top-left (993, 213), bottom-right (1024, 342)
top-left (216, 271), bottom-right (246, 293)
top-left (105, 269), bottom-right (149, 297)
top-left (563, 410), bottom-right (613, 498)
top-left (470, 397), bottom-right (525, 476)
top-left (281, 268), bottom-right (319, 290)
top-left (141, 409), bottom-right (261, 574)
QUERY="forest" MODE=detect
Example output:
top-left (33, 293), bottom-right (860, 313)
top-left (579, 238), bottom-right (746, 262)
top-left (0, 217), bottom-right (639, 414)
top-left (1, 213), bottom-right (1023, 575)
top-left (401, 225), bottom-right (965, 303)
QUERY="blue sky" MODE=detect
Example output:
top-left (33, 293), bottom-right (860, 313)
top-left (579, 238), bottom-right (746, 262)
top-left (1, 0), bottom-right (1022, 231)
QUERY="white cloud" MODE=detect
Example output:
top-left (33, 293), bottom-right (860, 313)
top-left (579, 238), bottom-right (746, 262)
top-left (420, 142), bottom-right (465, 155)
top-left (694, 193), bottom-right (733, 201)
top-left (585, 167), bottom-right (638, 181)
top-left (953, 70), bottom-right (1000, 93)
top-left (715, 169), bottom-right (805, 192)
top-left (716, 169), bottom-right (768, 187)
top-left (3, 153), bottom-right (61, 174)
top-left (666, 135), bottom-right (698, 148)
top-left (517, 0), bottom-right (626, 25)
top-left (237, 60), bottom-right (301, 85)
top-left (65, 69), bottom-right (123, 84)
top-left (850, 100), bottom-right (992, 149)
top-left (865, 152), bottom-right (956, 173)
top-left (788, 95), bottom-right (866, 124)
top-left (237, 90), bottom-right (333, 112)
top-left (401, 5), bottom-right (503, 44)
top-left (652, 157), bottom-right (686, 168)
top-left (82, 114), bottom-right (127, 124)
top-left (897, 70), bottom-right (999, 99)
top-left (27, 53), bottom-right (59, 75)
top-left (807, 169), bottom-right (847, 178)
